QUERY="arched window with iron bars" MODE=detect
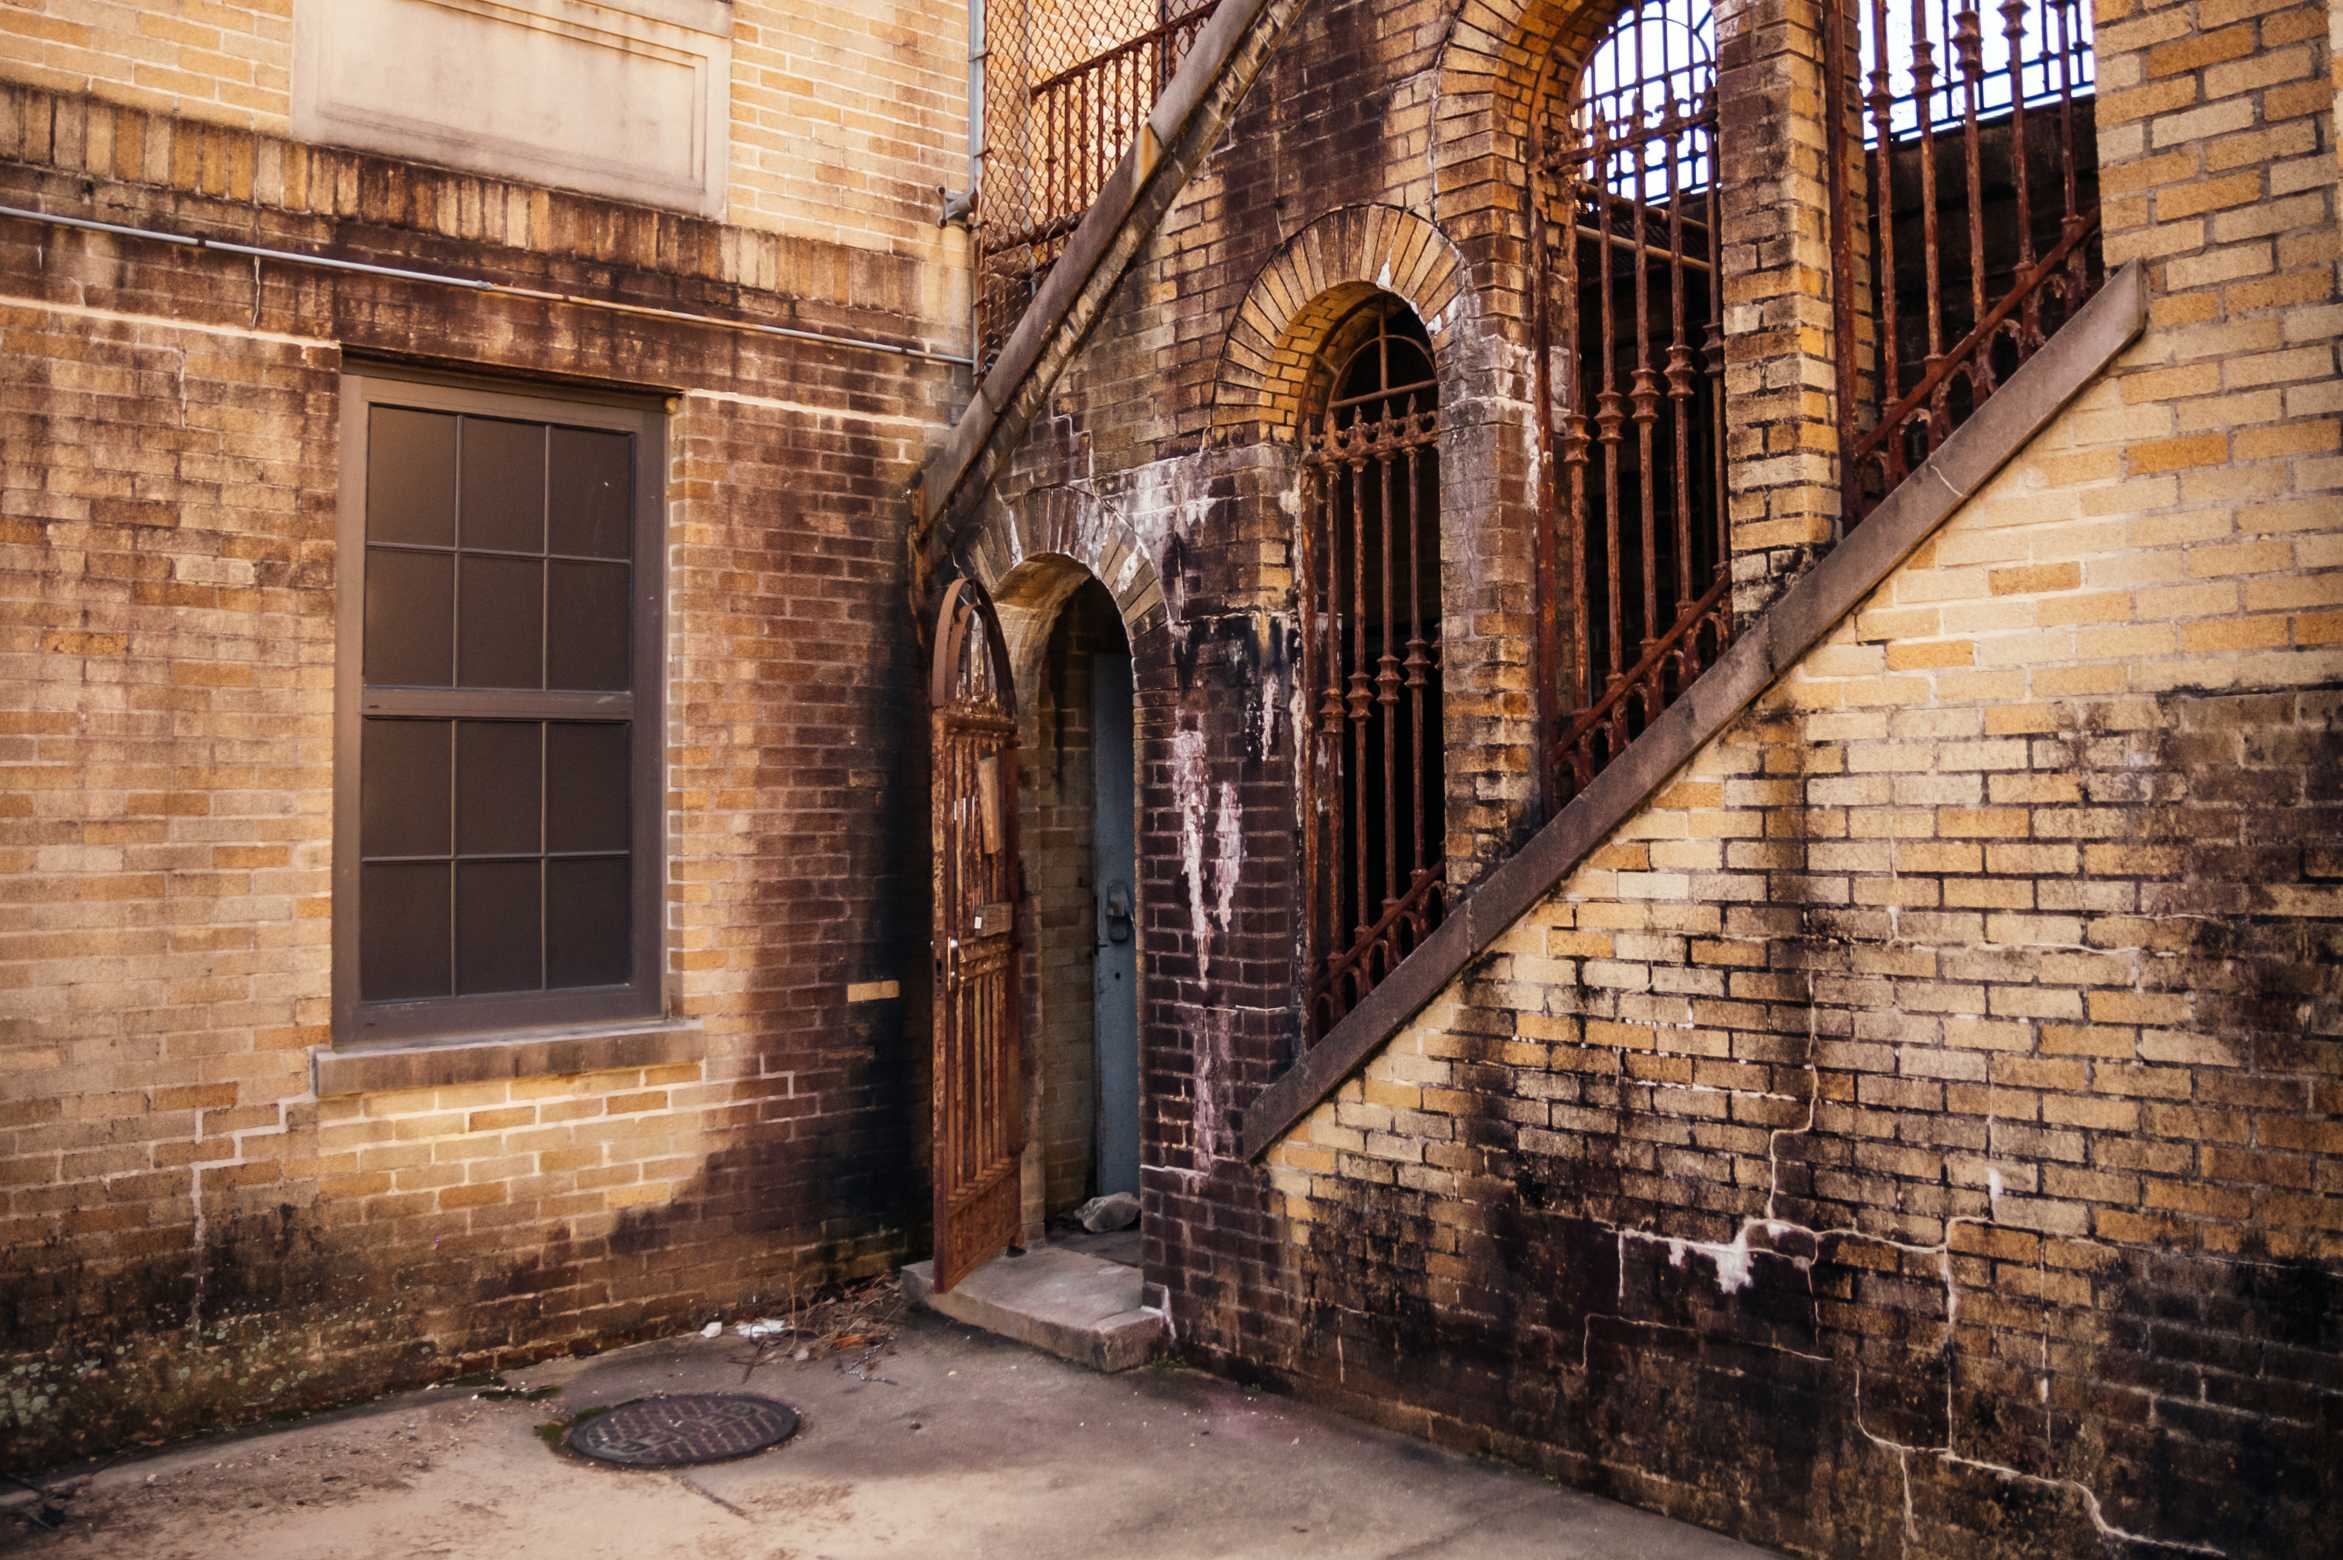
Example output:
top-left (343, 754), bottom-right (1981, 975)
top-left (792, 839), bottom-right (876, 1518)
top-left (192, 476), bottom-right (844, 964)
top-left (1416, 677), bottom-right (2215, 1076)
top-left (1538, 0), bottom-right (1732, 806)
top-left (1829, 0), bottom-right (2102, 516)
top-left (1297, 299), bottom-right (1446, 1039)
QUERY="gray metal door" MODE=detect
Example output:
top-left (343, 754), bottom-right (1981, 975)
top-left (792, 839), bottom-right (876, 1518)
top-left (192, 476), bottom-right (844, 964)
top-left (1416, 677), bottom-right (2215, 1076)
top-left (1090, 647), bottom-right (1139, 1198)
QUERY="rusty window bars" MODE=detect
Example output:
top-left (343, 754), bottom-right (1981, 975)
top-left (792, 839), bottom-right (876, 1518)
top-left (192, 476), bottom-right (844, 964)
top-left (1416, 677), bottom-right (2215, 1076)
top-left (976, 1), bottom-right (1223, 369)
top-left (1299, 300), bottom-right (1447, 1040)
top-left (1539, 0), bottom-right (1733, 809)
top-left (1525, 0), bottom-right (2098, 815)
top-left (1829, 0), bottom-right (2102, 519)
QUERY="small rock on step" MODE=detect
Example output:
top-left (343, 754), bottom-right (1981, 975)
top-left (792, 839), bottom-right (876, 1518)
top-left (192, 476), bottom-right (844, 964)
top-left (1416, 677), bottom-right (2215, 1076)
top-left (1075, 1192), bottom-right (1139, 1232)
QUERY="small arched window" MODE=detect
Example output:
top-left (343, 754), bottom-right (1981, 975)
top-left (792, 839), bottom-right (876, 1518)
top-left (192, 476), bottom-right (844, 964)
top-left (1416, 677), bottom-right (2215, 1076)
top-left (1296, 298), bottom-right (1445, 1038)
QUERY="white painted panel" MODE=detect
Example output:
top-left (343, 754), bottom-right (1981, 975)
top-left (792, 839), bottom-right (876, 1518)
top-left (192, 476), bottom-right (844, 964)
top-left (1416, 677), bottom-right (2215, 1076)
top-left (294, 0), bottom-right (732, 216)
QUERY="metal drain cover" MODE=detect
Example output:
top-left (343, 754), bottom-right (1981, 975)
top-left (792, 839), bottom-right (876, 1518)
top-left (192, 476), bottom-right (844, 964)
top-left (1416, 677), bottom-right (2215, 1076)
top-left (566, 1393), bottom-right (800, 1468)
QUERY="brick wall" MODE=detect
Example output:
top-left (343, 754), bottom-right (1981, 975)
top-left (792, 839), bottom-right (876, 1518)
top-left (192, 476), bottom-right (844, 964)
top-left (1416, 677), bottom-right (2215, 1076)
top-left (1265, 378), bottom-right (2343, 1547)
top-left (960, 0), bottom-right (2341, 1552)
top-left (0, 83), bottom-right (955, 1465)
top-left (0, 1), bottom-right (971, 261)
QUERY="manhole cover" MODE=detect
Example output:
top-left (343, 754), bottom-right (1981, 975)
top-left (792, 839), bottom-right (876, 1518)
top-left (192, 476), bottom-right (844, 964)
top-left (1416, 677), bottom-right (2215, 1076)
top-left (565, 1393), bottom-right (800, 1468)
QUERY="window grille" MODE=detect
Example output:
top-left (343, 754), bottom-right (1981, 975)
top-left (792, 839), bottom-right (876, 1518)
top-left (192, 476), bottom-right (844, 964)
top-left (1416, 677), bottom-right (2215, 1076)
top-left (1298, 300), bottom-right (1446, 1039)
top-left (1830, 0), bottom-right (2102, 517)
top-left (1539, 0), bottom-right (1733, 807)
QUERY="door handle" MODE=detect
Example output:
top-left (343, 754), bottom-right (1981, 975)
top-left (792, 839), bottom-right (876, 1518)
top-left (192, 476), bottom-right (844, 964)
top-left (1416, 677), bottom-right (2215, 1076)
top-left (1100, 881), bottom-right (1133, 946)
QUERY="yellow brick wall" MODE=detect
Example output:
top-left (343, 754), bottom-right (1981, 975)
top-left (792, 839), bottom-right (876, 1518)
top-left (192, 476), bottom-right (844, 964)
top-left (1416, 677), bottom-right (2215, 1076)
top-left (1259, 1), bottom-right (2340, 1545)
top-left (1271, 352), bottom-right (2343, 1239)
top-left (314, 1065), bottom-right (721, 1233)
top-left (0, 83), bottom-right (954, 1465)
top-left (0, 0), bottom-right (972, 260)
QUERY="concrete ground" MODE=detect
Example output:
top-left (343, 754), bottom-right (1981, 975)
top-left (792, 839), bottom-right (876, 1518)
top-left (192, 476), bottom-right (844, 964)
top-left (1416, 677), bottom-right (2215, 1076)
top-left (5, 1313), bottom-right (1771, 1560)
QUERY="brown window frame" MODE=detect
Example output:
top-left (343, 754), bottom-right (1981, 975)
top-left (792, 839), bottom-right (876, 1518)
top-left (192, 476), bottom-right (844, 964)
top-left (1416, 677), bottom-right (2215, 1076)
top-left (333, 369), bottom-right (667, 1049)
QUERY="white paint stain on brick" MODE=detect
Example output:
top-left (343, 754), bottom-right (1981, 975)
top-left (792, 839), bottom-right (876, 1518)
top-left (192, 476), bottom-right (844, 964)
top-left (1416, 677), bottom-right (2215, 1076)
top-left (1172, 724), bottom-right (1212, 983)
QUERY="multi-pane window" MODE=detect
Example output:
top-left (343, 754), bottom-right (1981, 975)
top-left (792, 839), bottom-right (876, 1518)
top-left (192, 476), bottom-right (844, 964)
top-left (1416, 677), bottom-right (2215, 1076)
top-left (335, 374), bottom-right (663, 1045)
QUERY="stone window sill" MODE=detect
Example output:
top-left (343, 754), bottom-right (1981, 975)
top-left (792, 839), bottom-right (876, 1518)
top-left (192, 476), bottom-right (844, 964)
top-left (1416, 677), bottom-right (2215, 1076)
top-left (312, 1017), bottom-right (706, 1097)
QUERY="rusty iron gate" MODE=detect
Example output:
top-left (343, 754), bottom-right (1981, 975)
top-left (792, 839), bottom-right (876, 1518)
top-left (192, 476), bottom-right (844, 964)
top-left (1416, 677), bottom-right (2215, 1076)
top-left (929, 577), bottom-right (1024, 1292)
top-left (1299, 300), bottom-right (1446, 1038)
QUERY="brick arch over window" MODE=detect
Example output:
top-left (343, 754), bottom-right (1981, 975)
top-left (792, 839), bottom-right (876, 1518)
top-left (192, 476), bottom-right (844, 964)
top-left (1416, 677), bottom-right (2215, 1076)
top-left (1209, 206), bottom-right (1470, 440)
top-left (1431, 0), bottom-right (1635, 180)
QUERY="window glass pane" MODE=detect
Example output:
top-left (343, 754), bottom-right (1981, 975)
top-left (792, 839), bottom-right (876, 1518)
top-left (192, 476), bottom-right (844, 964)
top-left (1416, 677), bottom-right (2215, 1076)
top-left (364, 548), bottom-right (453, 686)
top-left (549, 427), bottom-right (632, 559)
top-left (348, 384), bottom-right (656, 1031)
top-left (457, 555), bottom-right (545, 689)
top-left (456, 860), bottom-right (542, 995)
top-left (457, 721), bottom-right (541, 856)
top-left (546, 721), bottom-right (629, 853)
top-left (546, 856), bottom-right (629, 988)
top-left (360, 861), bottom-right (451, 1000)
top-left (361, 719), bottom-right (451, 858)
top-left (548, 561), bottom-right (631, 689)
top-left (459, 417), bottom-right (547, 554)
top-left (367, 408), bottom-right (455, 547)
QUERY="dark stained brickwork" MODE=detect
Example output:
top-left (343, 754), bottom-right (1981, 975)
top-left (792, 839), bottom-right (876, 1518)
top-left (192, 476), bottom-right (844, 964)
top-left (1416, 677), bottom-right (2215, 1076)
top-left (958, 0), bottom-right (2343, 1555)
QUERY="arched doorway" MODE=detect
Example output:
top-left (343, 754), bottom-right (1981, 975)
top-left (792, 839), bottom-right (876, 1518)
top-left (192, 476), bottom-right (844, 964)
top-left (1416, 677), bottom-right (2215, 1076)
top-left (995, 562), bottom-right (1142, 1252)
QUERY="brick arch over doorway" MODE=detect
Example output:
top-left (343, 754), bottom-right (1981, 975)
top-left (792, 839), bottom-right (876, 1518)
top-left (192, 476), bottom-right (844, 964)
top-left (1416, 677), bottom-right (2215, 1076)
top-left (965, 484), bottom-right (1168, 661)
top-left (1209, 205), bottom-right (1470, 441)
top-left (961, 486), bottom-right (1163, 1246)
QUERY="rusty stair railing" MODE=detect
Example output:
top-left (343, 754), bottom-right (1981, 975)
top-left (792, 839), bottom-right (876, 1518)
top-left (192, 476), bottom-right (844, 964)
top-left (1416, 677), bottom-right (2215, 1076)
top-left (978, 2), bottom-right (1222, 369)
top-left (1260, 0), bottom-right (2107, 1132)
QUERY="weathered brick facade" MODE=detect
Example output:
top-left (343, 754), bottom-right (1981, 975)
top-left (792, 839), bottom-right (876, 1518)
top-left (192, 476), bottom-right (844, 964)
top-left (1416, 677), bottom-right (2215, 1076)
top-left (0, 38), bottom-right (964, 1462)
top-left (5, 0), bottom-right (2340, 1553)
top-left (0, 1), bottom-right (973, 255)
top-left (945, 0), bottom-right (2342, 1553)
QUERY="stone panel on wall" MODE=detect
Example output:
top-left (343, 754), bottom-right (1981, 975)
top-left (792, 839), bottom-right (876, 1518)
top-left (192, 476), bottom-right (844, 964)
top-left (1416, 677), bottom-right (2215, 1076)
top-left (290, 0), bottom-right (734, 216)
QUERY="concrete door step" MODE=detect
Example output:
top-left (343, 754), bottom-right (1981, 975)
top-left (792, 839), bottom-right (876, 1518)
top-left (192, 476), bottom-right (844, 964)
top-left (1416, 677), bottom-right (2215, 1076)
top-left (902, 1246), bottom-right (1165, 1373)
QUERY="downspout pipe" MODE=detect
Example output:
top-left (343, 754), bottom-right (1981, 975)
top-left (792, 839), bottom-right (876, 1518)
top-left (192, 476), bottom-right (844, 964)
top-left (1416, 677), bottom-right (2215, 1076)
top-left (964, 0), bottom-right (987, 356)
